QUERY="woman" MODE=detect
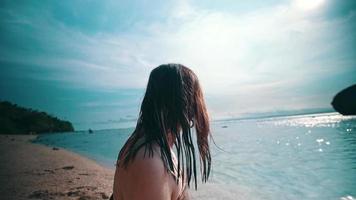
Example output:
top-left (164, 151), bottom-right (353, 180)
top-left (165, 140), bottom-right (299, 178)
top-left (111, 64), bottom-right (211, 200)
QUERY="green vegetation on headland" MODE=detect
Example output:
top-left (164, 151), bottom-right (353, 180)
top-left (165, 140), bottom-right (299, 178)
top-left (0, 101), bottom-right (74, 134)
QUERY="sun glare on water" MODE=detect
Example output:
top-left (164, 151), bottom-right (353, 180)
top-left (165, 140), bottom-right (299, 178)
top-left (294, 0), bottom-right (326, 11)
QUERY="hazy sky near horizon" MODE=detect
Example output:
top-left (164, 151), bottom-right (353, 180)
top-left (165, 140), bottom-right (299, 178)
top-left (1, 0), bottom-right (355, 130)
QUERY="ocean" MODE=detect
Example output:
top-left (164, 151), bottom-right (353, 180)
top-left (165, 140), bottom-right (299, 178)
top-left (34, 112), bottom-right (356, 200)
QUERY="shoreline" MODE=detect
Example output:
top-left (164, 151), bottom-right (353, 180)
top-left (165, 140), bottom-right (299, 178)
top-left (0, 134), bottom-right (114, 200)
top-left (33, 138), bottom-right (118, 171)
top-left (0, 134), bottom-right (253, 200)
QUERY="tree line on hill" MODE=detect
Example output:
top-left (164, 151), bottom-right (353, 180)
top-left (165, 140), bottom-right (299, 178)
top-left (0, 101), bottom-right (74, 134)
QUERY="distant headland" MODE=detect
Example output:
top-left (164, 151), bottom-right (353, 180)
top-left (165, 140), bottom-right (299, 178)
top-left (331, 84), bottom-right (356, 116)
top-left (0, 101), bottom-right (74, 134)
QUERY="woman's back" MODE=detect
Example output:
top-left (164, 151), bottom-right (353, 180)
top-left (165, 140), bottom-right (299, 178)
top-left (112, 142), bottom-right (189, 200)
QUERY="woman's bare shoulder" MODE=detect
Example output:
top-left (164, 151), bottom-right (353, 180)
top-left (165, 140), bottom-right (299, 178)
top-left (117, 145), bottom-right (173, 200)
top-left (127, 145), bottom-right (166, 176)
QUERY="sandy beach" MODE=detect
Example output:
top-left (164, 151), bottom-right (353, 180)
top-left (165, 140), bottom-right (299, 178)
top-left (0, 134), bottom-right (253, 200)
top-left (0, 135), bottom-right (114, 200)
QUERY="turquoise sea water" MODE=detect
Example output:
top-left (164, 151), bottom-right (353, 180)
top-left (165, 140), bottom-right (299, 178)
top-left (34, 113), bottom-right (356, 200)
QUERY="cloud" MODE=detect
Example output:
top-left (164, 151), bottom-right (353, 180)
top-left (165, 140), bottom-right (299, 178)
top-left (1, 0), bottom-right (355, 121)
top-left (143, 0), bottom-right (355, 117)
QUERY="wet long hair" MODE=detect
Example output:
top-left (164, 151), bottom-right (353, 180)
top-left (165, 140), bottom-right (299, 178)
top-left (117, 63), bottom-right (211, 189)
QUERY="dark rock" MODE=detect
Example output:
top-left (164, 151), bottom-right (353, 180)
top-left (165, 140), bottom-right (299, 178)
top-left (74, 186), bottom-right (97, 190)
top-left (331, 84), bottom-right (356, 115)
top-left (28, 190), bottom-right (50, 199)
top-left (52, 147), bottom-right (59, 151)
top-left (67, 190), bottom-right (85, 197)
top-left (62, 165), bottom-right (75, 170)
top-left (44, 169), bottom-right (55, 174)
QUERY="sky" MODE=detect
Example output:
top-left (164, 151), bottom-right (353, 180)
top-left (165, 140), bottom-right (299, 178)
top-left (0, 0), bottom-right (355, 130)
